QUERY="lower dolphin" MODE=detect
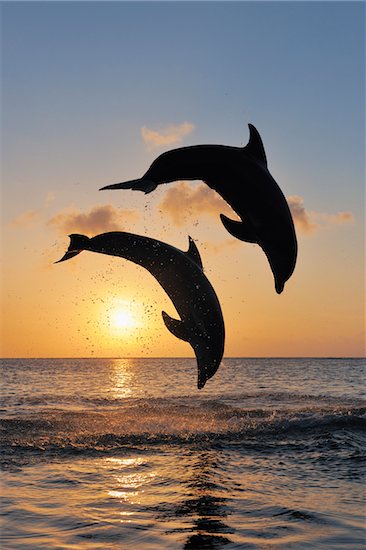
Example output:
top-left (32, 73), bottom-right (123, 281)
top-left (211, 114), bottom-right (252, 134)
top-left (56, 232), bottom-right (225, 389)
top-left (100, 124), bottom-right (297, 294)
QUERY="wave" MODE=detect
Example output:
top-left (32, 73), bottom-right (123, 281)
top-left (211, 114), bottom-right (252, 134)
top-left (2, 389), bottom-right (364, 409)
top-left (1, 397), bottom-right (365, 461)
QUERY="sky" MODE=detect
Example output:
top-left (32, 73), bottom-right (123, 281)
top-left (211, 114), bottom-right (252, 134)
top-left (1, 1), bottom-right (365, 358)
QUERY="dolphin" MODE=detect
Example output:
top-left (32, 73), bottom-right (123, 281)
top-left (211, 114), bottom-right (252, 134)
top-left (56, 232), bottom-right (225, 389)
top-left (100, 124), bottom-right (297, 294)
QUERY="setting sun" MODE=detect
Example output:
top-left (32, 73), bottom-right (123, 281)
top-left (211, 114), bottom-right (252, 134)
top-left (112, 309), bottom-right (136, 329)
top-left (106, 300), bottom-right (142, 334)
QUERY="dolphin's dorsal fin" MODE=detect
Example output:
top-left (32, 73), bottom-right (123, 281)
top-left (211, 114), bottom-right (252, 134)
top-left (245, 124), bottom-right (267, 167)
top-left (162, 311), bottom-right (190, 342)
top-left (220, 214), bottom-right (258, 243)
top-left (185, 236), bottom-right (203, 270)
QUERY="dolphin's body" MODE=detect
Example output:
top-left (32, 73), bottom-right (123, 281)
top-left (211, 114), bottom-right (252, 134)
top-left (56, 232), bottom-right (225, 389)
top-left (101, 124), bottom-right (297, 293)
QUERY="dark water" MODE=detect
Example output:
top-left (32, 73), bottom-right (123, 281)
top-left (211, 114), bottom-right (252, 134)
top-left (1, 358), bottom-right (365, 549)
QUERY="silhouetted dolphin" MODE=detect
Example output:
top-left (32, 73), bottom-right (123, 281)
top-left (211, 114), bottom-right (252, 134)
top-left (100, 124), bottom-right (297, 293)
top-left (56, 232), bottom-right (225, 389)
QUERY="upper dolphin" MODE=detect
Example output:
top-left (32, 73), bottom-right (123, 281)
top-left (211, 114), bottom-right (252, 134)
top-left (100, 124), bottom-right (297, 293)
top-left (56, 232), bottom-right (225, 389)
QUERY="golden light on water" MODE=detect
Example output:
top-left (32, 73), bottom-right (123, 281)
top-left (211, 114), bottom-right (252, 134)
top-left (110, 359), bottom-right (135, 398)
top-left (105, 457), bottom-right (156, 508)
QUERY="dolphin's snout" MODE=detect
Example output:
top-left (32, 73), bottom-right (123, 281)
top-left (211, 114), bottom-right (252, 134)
top-left (263, 243), bottom-right (296, 295)
top-left (275, 279), bottom-right (285, 294)
top-left (196, 352), bottom-right (222, 390)
top-left (197, 371), bottom-right (208, 390)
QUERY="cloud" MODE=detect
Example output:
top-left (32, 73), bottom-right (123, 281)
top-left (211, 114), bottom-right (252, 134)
top-left (48, 204), bottom-right (139, 235)
top-left (9, 192), bottom-right (56, 229)
top-left (159, 181), bottom-right (233, 226)
top-left (287, 195), bottom-right (354, 233)
top-left (287, 195), bottom-right (318, 233)
top-left (201, 238), bottom-right (240, 254)
top-left (316, 211), bottom-right (355, 225)
top-left (9, 209), bottom-right (40, 228)
top-left (141, 122), bottom-right (195, 150)
top-left (159, 184), bottom-right (354, 235)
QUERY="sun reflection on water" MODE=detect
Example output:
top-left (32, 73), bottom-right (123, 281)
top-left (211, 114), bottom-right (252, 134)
top-left (110, 359), bottom-right (136, 399)
top-left (105, 457), bottom-right (155, 508)
top-left (102, 451), bottom-right (235, 544)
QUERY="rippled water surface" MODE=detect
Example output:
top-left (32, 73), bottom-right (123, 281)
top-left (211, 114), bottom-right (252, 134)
top-left (1, 358), bottom-right (365, 549)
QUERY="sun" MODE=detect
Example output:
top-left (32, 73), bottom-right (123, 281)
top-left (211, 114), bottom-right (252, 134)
top-left (112, 309), bottom-right (136, 329)
top-left (106, 300), bottom-right (142, 334)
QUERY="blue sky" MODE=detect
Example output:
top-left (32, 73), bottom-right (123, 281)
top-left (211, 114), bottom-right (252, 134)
top-left (3, 2), bottom-right (364, 214)
top-left (1, 1), bottom-right (365, 357)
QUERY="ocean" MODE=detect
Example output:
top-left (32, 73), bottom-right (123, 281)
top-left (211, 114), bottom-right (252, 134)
top-left (0, 357), bottom-right (365, 549)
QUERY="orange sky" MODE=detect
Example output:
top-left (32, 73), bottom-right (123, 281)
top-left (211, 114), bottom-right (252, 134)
top-left (1, 2), bottom-right (364, 358)
top-left (1, 179), bottom-right (364, 358)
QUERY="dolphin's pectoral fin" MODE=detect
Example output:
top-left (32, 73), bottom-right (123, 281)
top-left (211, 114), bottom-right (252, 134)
top-left (220, 214), bottom-right (258, 243)
top-left (185, 237), bottom-right (203, 270)
top-left (162, 311), bottom-right (190, 342)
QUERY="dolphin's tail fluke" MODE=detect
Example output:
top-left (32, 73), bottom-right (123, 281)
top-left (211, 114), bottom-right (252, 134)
top-left (55, 234), bottom-right (90, 263)
top-left (100, 178), bottom-right (157, 194)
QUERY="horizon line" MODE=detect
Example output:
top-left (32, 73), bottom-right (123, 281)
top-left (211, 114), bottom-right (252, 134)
top-left (1, 356), bottom-right (364, 360)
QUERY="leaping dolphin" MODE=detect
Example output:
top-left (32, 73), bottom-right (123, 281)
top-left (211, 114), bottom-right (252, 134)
top-left (56, 232), bottom-right (225, 389)
top-left (100, 124), bottom-right (297, 294)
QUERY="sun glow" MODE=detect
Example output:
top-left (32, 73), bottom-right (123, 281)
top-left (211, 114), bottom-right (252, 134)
top-left (106, 300), bottom-right (142, 334)
top-left (112, 309), bottom-right (136, 329)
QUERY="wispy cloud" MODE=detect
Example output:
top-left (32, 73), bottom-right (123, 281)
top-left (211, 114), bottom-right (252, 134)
top-left (315, 211), bottom-right (355, 225)
top-left (201, 238), bottom-right (240, 254)
top-left (159, 181), bottom-right (233, 226)
top-left (48, 204), bottom-right (139, 235)
top-left (287, 195), bottom-right (354, 233)
top-left (159, 183), bottom-right (354, 234)
top-left (9, 192), bottom-right (57, 229)
top-left (9, 209), bottom-right (40, 228)
top-left (141, 122), bottom-right (195, 150)
top-left (287, 195), bottom-right (318, 233)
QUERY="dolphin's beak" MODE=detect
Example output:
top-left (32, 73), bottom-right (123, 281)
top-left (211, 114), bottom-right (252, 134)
top-left (262, 246), bottom-right (295, 295)
top-left (99, 179), bottom-right (157, 194)
top-left (275, 278), bottom-right (285, 294)
top-left (196, 353), bottom-right (221, 390)
top-left (197, 371), bottom-right (208, 390)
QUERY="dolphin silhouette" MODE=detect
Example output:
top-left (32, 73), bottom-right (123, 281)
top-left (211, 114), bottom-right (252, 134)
top-left (56, 232), bottom-right (225, 389)
top-left (100, 124), bottom-right (297, 293)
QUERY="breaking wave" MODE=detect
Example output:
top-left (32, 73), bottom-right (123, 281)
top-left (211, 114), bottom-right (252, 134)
top-left (1, 395), bottom-right (365, 461)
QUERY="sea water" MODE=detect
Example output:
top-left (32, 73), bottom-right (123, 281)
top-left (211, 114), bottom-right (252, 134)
top-left (0, 358), bottom-right (365, 549)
